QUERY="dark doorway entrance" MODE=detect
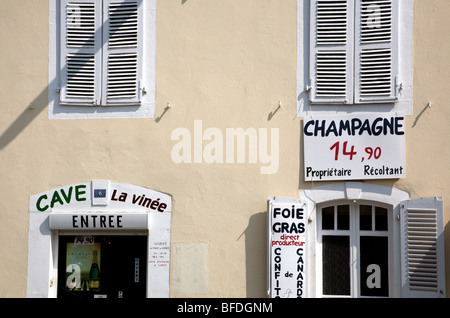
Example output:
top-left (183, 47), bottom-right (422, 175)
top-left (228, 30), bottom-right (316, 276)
top-left (57, 235), bottom-right (147, 299)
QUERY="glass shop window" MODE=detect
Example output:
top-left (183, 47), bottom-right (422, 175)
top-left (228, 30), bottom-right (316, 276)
top-left (57, 235), bottom-right (147, 299)
top-left (319, 202), bottom-right (390, 297)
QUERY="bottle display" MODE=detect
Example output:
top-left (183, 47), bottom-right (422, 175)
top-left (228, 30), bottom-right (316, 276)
top-left (89, 250), bottom-right (100, 290)
top-left (59, 235), bottom-right (147, 298)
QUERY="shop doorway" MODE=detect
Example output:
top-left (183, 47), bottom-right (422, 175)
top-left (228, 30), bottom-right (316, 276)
top-left (57, 235), bottom-right (147, 299)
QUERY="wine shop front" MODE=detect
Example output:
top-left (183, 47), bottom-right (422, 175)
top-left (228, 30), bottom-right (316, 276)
top-left (27, 181), bottom-right (172, 298)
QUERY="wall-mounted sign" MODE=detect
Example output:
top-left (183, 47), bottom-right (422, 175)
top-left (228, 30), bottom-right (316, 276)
top-left (303, 113), bottom-right (406, 181)
top-left (29, 180), bottom-right (172, 213)
top-left (268, 197), bottom-right (307, 298)
top-left (28, 181), bottom-right (172, 298)
top-left (49, 213), bottom-right (148, 230)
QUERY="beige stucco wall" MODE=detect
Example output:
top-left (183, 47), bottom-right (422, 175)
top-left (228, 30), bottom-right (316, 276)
top-left (0, 0), bottom-right (449, 297)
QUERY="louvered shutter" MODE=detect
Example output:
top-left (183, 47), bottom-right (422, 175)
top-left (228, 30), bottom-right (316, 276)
top-left (309, 0), bottom-right (353, 104)
top-left (400, 197), bottom-right (446, 298)
top-left (60, 0), bottom-right (102, 106)
top-left (354, 0), bottom-right (398, 103)
top-left (102, 0), bottom-right (143, 106)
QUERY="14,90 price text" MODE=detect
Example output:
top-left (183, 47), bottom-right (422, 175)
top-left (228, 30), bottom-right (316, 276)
top-left (330, 141), bottom-right (382, 162)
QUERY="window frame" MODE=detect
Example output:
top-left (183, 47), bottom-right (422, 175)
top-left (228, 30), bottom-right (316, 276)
top-left (298, 182), bottom-right (445, 298)
top-left (297, 0), bottom-right (413, 116)
top-left (316, 200), bottom-right (393, 298)
top-left (48, 0), bottom-right (156, 119)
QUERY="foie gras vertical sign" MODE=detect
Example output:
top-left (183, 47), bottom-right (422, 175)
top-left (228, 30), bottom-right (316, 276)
top-left (268, 197), bottom-right (307, 298)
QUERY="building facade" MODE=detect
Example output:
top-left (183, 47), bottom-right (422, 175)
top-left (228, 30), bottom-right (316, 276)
top-left (0, 0), bottom-right (449, 298)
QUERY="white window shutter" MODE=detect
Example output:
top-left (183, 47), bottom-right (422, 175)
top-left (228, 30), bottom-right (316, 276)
top-left (354, 0), bottom-right (399, 103)
top-left (102, 0), bottom-right (143, 106)
top-left (400, 197), bottom-right (446, 298)
top-left (309, 0), bottom-right (353, 104)
top-left (60, 0), bottom-right (102, 106)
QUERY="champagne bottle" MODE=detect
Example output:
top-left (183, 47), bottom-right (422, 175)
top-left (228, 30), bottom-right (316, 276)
top-left (89, 250), bottom-right (100, 290)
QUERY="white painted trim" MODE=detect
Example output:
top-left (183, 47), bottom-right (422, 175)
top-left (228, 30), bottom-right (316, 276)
top-left (27, 181), bottom-right (171, 298)
top-left (315, 200), bottom-right (394, 297)
top-left (27, 211), bottom-right (53, 297)
top-left (299, 182), bottom-right (410, 297)
top-left (300, 182), bottom-right (410, 208)
top-left (48, 0), bottom-right (156, 119)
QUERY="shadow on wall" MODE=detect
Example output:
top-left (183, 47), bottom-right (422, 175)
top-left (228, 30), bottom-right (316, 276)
top-left (0, 88), bottom-right (48, 151)
top-left (0, 1), bottom-right (146, 150)
top-left (241, 211), bottom-right (267, 298)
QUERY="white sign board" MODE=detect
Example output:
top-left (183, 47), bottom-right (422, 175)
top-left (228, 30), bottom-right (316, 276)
top-left (303, 113), bottom-right (406, 181)
top-left (49, 213), bottom-right (148, 230)
top-left (28, 181), bottom-right (172, 298)
top-left (268, 197), bottom-right (307, 298)
top-left (29, 180), bottom-right (172, 213)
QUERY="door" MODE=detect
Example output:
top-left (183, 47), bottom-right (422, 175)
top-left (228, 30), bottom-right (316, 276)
top-left (57, 235), bottom-right (147, 299)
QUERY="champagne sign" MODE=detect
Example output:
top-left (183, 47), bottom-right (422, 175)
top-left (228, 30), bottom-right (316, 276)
top-left (303, 113), bottom-right (406, 181)
top-left (268, 197), bottom-right (307, 298)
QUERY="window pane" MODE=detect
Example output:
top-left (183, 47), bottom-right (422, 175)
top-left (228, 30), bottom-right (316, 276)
top-left (375, 207), bottom-right (388, 231)
top-left (360, 236), bottom-right (389, 297)
top-left (359, 205), bottom-right (372, 231)
top-left (323, 236), bottom-right (350, 296)
top-left (322, 206), bottom-right (334, 230)
top-left (337, 205), bottom-right (350, 230)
